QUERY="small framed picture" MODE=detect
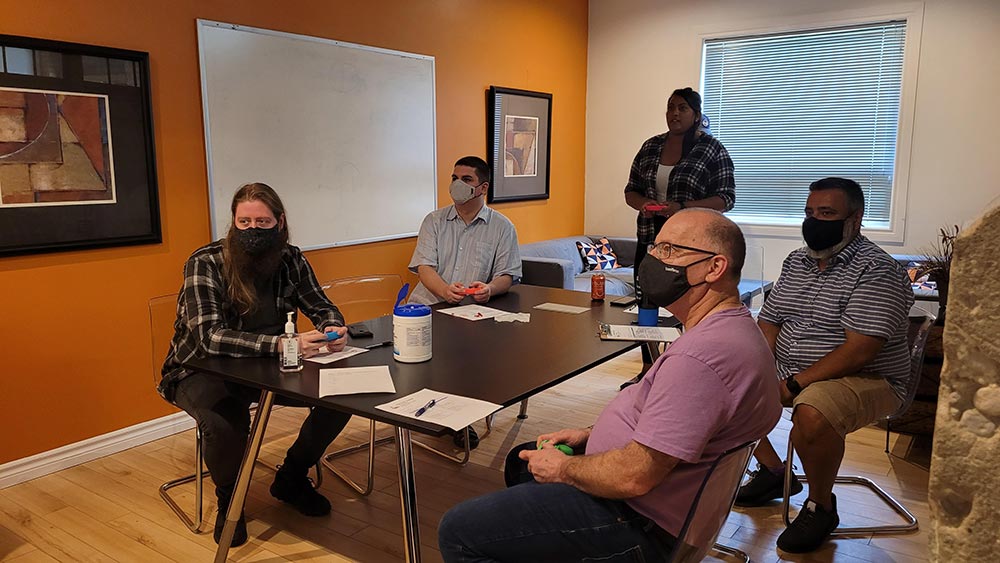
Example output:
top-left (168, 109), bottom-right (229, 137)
top-left (486, 86), bottom-right (551, 203)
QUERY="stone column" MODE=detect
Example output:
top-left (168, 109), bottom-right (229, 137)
top-left (929, 204), bottom-right (1000, 562)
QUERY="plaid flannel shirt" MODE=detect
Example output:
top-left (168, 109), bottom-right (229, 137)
top-left (158, 241), bottom-right (343, 400)
top-left (624, 133), bottom-right (736, 244)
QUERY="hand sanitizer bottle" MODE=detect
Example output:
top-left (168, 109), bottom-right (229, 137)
top-left (279, 312), bottom-right (303, 372)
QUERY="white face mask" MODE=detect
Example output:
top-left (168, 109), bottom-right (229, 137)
top-left (449, 178), bottom-right (481, 204)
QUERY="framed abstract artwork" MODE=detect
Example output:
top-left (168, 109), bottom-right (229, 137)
top-left (0, 34), bottom-right (159, 257)
top-left (486, 86), bottom-right (551, 203)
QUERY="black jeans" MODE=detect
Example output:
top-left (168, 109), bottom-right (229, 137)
top-left (173, 372), bottom-right (351, 496)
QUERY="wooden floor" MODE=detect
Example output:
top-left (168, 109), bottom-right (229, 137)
top-left (0, 348), bottom-right (931, 562)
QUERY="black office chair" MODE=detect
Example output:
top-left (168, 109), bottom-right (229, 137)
top-left (780, 310), bottom-right (935, 535)
top-left (667, 440), bottom-right (759, 563)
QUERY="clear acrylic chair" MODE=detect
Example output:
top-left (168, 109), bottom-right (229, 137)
top-left (150, 293), bottom-right (211, 533)
top-left (319, 274), bottom-right (493, 495)
top-left (317, 274), bottom-right (403, 495)
top-left (742, 242), bottom-right (766, 318)
top-left (781, 310), bottom-right (936, 535)
top-left (667, 440), bottom-right (759, 563)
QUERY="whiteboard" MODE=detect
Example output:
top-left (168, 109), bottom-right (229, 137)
top-left (197, 20), bottom-right (437, 249)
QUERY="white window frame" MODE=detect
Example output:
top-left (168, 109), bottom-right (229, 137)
top-left (694, 3), bottom-right (924, 244)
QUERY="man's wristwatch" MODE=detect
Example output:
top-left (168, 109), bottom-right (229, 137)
top-left (785, 376), bottom-right (803, 396)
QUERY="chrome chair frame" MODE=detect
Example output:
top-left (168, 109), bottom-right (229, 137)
top-left (319, 274), bottom-right (503, 494)
top-left (158, 427), bottom-right (212, 532)
top-left (322, 414), bottom-right (495, 495)
top-left (780, 311), bottom-right (935, 536)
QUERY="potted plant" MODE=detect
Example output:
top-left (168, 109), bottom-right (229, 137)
top-left (918, 225), bottom-right (959, 326)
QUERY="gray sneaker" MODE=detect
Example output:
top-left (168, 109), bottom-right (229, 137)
top-left (734, 463), bottom-right (802, 507)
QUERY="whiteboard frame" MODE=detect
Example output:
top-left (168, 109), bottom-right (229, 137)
top-left (196, 19), bottom-right (437, 249)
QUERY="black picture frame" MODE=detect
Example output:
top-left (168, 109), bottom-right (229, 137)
top-left (486, 86), bottom-right (551, 203)
top-left (0, 34), bottom-right (159, 257)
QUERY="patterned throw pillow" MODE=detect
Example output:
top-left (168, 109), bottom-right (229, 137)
top-left (576, 238), bottom-right (619, 271)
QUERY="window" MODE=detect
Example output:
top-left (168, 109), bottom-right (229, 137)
top-left (702, 21), bottom-right (907, 230)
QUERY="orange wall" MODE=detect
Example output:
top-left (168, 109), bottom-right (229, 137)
top-left (0, 0), bottom-right (588, 464)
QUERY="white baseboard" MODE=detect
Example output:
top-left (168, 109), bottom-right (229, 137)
top-left (0, 412), bottom-right (195, 489)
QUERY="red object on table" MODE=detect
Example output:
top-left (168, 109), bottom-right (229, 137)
top-left (591, 273), bottom-right (606, 301)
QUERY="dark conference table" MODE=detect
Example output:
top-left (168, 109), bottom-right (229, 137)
top-left (186, 284), bottom-right (646, 563)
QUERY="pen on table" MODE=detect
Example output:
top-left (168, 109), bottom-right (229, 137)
top-left (415, 397), bottom-right (443, 417)
top-left (363, 340), bottom-right (393, 349)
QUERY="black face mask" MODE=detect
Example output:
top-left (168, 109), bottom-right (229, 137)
top-left (801, 217), bottom-right (846, 251)
top-left (637, 253), bottom-right (714, 308)
top-left (232, 226), bottom-right (282, 255)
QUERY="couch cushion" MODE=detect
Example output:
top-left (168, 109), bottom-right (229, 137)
top-left (520, 236), bottom-right (596, 277)
top-left (576, 237), bottom-right (619, 271)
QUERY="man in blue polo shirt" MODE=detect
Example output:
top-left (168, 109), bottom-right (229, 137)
top-left (735, 177), bottom-right (914, 553)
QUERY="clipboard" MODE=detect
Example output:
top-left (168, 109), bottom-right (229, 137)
top-left (598, 322), bottom-right (682, 342)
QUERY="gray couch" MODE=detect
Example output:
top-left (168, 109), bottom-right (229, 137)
top-left (519, 235), bottom-right (639, 296)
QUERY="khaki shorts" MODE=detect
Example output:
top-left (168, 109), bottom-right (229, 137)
top-left (792, 374), bottom-right (901, 438)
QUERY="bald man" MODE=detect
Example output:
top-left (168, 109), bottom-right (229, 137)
top-left (437, 209), bottom-right (781, 562)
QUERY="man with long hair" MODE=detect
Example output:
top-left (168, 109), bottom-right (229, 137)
top-left (159, 183), bottom-right (351, 546)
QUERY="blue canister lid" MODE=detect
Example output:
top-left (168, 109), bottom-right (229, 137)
top-left (394, 303), bottom-right (432, 317)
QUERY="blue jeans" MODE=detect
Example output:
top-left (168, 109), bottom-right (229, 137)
top-left (439, 447), bottom-right (675, 562)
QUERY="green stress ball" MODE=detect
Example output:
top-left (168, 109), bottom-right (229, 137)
top-left (538, 440), bottom-right (574, 455)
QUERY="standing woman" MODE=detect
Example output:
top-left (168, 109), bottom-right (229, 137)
top-left (623, 87), bottom-right (735, 381)
top-left (624, 87), bottom-right (735, 268)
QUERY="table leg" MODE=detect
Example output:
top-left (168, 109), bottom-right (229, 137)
top-left (214, 389), bottom-right (275, 563)
top-left (394, 427), bottom-right (421, 563)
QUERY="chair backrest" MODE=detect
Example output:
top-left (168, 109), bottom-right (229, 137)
top-left (668, 439), bottom-right (759, 563)
top-left (149, 293), bottom-right (180, 385)
top-left (315, 274), bottom-right (404, 326)
top-left (889, 310), bottom-right (936, 420)
top-left (742, 242), bottom-right (766, 317)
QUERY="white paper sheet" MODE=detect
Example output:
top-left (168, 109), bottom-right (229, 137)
top-left (533, 302), bottom-right (590, 314)
top-left (375, 388), bottom-right (501, 431)
top-left (318, 365), bottom-right (396, 397)
top-left (307, 345), bottom-right (369, 364)
top-left (437, 304), bottom-right (508, 321)
top-left (495, 312), bottom-right (530, 323)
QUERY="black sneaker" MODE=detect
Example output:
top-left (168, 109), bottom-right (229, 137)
top-left (270, 465), bottom-right (331, 517)
top-left (777, 495), bottom-right (840, 553)
top-left (734, 463), bottom-right (803, 507)
top-left (213, 505), bottom-right (248, 547)
top-left (453, 426), bottom-right (480, 450)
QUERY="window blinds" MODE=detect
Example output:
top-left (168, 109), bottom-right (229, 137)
top-left (702, 21), bottom-right (906, 226)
